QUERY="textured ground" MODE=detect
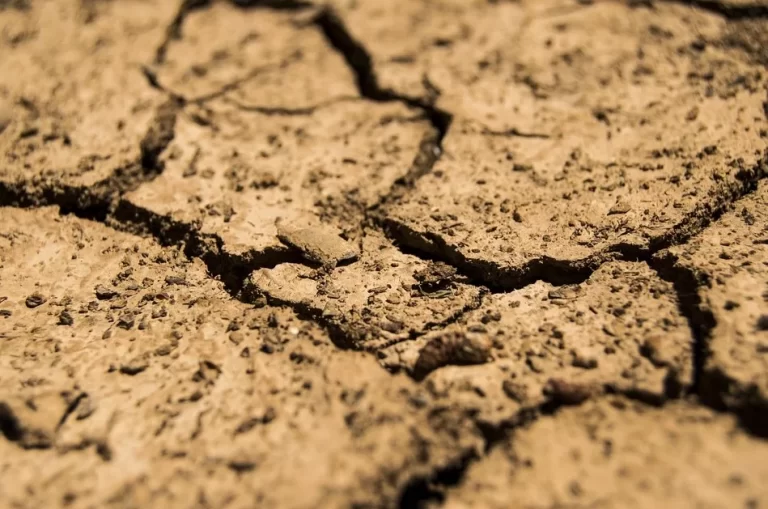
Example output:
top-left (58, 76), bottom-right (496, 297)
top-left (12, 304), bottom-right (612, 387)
top-left (0, 0), bottom-right (767, 508)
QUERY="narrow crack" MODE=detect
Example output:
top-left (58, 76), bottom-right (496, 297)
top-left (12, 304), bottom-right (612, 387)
top-left (312, 8), bottom-right (394, 102)
top-left (111, 200), bottom-right (304, 295)
top-left (139, 97), bottom-right (183, 174)
top-left (650, 249), bottom-right (768, 439)
top-left (481, 127), bottom-right (550, 139)
top-left (143, 56), bottom-right (302, 106)
top-left (221, 94), bottom-right (360, 116)
top-left (380, 153), bottom-right (767, 294)
top-left (229, 0), bottom-right (313, 10)
top-left (648, 253), bottom-right (714, 397)
top-left (154, 0), bottom-right (211, 65)
top-left (656, 0), bottom-right (768, 19)
top-left (240, 281), bottom-right (368, 349)
top-left (396, 388), bottom-right (676, 508)
top-left (187, 56), bottom-right (302, 104)
top-left (313, 5), bottom-right (454, 202)
top-left (56, 393), bottom-right (88, 432)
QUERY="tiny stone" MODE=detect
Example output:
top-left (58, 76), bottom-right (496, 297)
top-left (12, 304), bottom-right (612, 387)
top-left (95, 285), bottom-right (119, 300)
top-left (757, 314), bottom-right (768, 331)
top-left (572, 349), bottom-right (598, 369)
top-left (25, 293), bottom-right (46, 308)
top-left (110, 299), bottom-right (127, 310)
top-left (544, 378), bottom-right (594, 405)
top-left (165, 275), bottom-right (188, 286)
top-left (386, 294), bottom-right (401, 304)
top-left (58, 310), bottom-right (74, 326)
top-left (117, 313), bottom-right (135, 330)
top-left (607, 198), bottom-right (631, 215)
top-left (502, 380), bottom-right (527, 403)
top-left (154, 343), bottom-right (174, 356)
top-left (75, 396), bottom-right (96, 420)
top-left (229, 331), bottom-right (245, 345)
top-left (120, 354), bottom-right (149, 375)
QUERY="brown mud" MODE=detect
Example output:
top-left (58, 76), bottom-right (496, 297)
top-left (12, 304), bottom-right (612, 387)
top-left (0, 1), bottom-right (766, 508)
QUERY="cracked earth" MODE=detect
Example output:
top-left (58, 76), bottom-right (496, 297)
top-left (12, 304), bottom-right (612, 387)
top-left (0, 0), bottom-right (767, 508)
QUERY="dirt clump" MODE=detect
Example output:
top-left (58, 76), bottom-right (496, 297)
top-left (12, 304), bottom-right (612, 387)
top-left (276, 219), bottom-right (359, 267)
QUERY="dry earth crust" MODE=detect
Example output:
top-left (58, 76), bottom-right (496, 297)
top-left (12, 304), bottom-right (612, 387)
top-left (0, 0), bottom-right (767, 508)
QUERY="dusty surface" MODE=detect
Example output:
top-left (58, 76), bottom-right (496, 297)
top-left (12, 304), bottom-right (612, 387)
top-left (0, 207), bottom-right (481, 508)
top-left (375, 0), bottom-right (767, 288)
top-left (0, 0), bottom-right (767, 508)
top-left (0, 1), bottom-right (177, 198)
top-left (443, 397), bottom-right (768, 509)
top-left (379, 261), bottom-right (695, 427)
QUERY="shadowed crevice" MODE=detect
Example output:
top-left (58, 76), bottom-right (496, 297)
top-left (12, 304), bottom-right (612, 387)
top-left (313, 6), bottom-right (454, 207)
top-left (379, 216), bottom-right (605, 292)
top-left (379, 154), bottom-right (766, 293)
top-left (395, 388), bottom-right (675, 509)
top-left (650, 251), bottom-right (768, 438)
top-left (397, 450), bottom-right (477, 509)
top-left (154, 0), bottom-right (212, 65)
top-left (229, 0), bottom-right (313, 10)
top-left (222, 94), bottom-right (360, 116)
top-left (112, 199), bottom-right (304, 296)
top-left (658, 0), bottom-right (768, 19)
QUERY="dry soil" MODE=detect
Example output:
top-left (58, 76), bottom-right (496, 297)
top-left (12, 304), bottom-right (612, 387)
top-left (0, 0), bottom-right (767, 508)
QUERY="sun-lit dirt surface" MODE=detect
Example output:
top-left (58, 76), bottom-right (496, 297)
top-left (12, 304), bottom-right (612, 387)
top-left (0, 1), bottom-right (767, 508)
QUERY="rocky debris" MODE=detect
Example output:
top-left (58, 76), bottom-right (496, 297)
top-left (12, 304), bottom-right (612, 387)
top-left (57, 310), bottom-right (73, 326)
top-left (94, 285), bottom-right (119, 300)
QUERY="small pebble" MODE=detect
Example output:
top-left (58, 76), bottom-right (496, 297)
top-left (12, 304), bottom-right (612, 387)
top-left (58, 310), bottom-right (74, 326)
top-left (25, 293), bottom-right (46, 308)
